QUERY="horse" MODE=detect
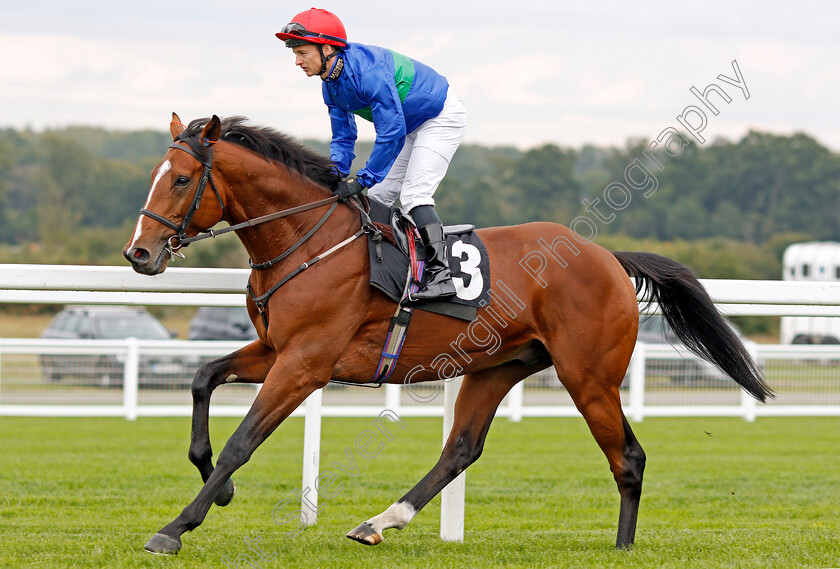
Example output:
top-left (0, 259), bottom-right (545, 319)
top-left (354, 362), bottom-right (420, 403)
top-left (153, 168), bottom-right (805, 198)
top-left (123, 114), bottom-right (773, 555)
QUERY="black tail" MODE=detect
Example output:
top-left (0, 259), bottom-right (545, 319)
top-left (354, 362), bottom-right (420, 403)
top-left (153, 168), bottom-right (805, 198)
top-left (613, 251), bottom-right (774, 402)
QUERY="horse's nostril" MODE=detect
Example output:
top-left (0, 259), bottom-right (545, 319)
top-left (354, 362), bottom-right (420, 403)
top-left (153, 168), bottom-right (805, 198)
top-left (127, 248), bottom-right (151, 263)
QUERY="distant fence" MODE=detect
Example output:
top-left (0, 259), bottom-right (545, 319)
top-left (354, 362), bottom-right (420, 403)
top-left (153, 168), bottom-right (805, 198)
top-left (0, 265), bottom-right (840, 421)
top-left (2, 264), bottom-right (840, 541)
top-left (2, 263), bottom-right (839, 421)
top-left (1, 338), bottom-right (839, 421)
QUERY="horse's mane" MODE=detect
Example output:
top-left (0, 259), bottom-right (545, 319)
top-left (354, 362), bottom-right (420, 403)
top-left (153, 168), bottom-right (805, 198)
top-left (179, 116), bottom-right (341, 190)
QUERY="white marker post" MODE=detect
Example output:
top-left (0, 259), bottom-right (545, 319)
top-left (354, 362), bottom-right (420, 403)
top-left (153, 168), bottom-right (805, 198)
top-left (440, 376), bottom-right (465, 541)
top-left (301, 388), bottom-right (322, 526)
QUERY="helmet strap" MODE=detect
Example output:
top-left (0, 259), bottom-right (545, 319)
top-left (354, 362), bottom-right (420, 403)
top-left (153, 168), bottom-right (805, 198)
top-left (318, 45), bottom-right (341, 77)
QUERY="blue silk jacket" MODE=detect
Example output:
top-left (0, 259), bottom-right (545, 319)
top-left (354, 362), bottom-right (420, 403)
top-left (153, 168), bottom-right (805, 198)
top-left (322, 43), bottom-right (449, 188)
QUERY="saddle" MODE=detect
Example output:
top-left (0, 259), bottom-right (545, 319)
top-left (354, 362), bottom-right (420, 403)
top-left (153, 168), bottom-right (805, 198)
top-left (363, 198), bottom-right (490, 322)
top-left (352, 197), bottom-right (491, 386)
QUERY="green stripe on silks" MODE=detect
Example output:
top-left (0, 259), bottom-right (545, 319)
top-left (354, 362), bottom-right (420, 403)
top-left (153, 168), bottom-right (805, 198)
top-left (353, 50), bottom-right (415, 122)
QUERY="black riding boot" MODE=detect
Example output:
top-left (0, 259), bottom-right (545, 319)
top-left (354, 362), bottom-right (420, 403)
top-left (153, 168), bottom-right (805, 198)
top-left (403, 221), bottom-right (457, 306)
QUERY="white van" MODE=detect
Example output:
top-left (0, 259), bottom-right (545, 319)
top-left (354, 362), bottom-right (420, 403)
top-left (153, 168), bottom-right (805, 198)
top-left (780, 241), bottom-right (840, 344)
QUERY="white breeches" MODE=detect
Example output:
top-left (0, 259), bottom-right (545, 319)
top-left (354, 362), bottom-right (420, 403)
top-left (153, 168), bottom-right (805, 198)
top-left (367, 87), bottom-right (467, 213)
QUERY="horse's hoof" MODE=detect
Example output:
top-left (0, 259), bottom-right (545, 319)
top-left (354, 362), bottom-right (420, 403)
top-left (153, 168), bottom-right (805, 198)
top-left (346, 521), bottom-right (383, 546)
top-left (214, 478), bottom-right (236, 507)
top-left (144, 532), bottom-right (182, 555)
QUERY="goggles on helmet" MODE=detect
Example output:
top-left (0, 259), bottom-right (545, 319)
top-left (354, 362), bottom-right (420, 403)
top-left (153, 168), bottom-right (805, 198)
top-left (280, 22), bottom-right (347, 46)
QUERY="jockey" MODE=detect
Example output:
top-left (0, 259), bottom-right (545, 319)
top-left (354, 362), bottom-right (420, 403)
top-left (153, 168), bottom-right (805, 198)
top-left (276, 8), bottom-right (467, 306)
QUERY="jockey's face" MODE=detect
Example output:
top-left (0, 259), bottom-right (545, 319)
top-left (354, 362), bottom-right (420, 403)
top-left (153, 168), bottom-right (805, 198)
top-left (292, 44), bottom-right (329, 78)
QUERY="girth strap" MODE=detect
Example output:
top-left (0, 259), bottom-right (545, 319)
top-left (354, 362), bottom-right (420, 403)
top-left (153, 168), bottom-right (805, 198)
top-left (371, 228), bottom-right (425, 385)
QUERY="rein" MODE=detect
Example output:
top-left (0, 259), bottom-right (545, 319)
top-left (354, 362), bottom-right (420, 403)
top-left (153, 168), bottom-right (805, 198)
top-left (248, 200), bottom-right (338, 269)
top-left (183, 196), bottom-right (339, 247)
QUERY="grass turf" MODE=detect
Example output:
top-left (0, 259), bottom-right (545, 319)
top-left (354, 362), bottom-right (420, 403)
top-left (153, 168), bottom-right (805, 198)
top-left (0, 416), bottom-right (838, 568)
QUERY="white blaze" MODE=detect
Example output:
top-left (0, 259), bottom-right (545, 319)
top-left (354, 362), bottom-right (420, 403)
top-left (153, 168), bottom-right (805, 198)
top-left (129, 160), bottom-right (171, 248)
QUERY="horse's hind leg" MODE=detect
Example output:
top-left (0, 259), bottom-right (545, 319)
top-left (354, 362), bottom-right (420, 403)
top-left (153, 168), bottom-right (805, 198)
top-left (565, 377), bottom-right (646, 548)
top-left (188, 341), bottom-right (276, 506)
top-left (615, 413), bottom-right (645, 548)
top-left (347, 361), bottom-right (543, 545)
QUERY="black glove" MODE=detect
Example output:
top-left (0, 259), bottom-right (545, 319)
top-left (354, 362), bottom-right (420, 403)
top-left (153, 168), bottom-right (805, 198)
top-left (334, 178), bottom-right (365, 201)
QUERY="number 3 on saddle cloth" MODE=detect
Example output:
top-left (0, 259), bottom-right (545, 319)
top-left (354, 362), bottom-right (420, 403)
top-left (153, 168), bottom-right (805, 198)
top-left (364, 198), bottom-right (491, 385)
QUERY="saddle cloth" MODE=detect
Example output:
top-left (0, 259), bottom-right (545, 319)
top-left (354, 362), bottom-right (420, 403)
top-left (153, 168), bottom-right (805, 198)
top-left (365, 198), bottom-right (490, 322)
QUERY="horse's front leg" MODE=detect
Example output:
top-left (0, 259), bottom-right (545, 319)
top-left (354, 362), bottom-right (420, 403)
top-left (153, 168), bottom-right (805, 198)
top-left (347, 362), bottom-right (540, 545)
top-left (145, 360), bottom-right (330, 555)
top-left (187, 341), bottom-right (276, 507)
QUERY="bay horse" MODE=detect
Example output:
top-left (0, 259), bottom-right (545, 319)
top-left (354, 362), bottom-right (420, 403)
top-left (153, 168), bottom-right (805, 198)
top-left (124, 114), bottom-right (772, 555)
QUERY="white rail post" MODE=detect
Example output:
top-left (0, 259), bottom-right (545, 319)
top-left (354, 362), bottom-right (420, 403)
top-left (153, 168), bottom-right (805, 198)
top-left (301, 388), bottom-right (323, 526)
top-left (741, 342), bottom-right (759, 422)
top-left (385, 383), bottom-right (401, 415)
top-left (507, 381), bottom-right (524, 422)
top-left (628, 343), bottom-right (646, 423)
top-left (441, 376), bottom-right (465, 541)
top-left (123, 338), bottom-right (139, 421)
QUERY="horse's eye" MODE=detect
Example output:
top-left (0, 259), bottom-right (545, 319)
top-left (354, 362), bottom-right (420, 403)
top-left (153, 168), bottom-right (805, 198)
top-left (174, 176), bottom-right (191, 187)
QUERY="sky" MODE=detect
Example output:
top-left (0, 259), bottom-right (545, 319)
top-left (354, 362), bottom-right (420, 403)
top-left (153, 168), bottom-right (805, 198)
top-left (1, 0), bottom-right (837, 151)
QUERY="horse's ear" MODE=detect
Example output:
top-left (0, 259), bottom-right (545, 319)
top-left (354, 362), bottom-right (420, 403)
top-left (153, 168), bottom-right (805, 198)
top-left (170, 112), bottom-right (185, 141)
top-left (200, 115), bottom-right (221, 147)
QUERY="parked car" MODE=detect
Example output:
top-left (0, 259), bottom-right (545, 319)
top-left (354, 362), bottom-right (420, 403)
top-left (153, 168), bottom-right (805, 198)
top-left (187, 307), bottom-right (258, 341)
top-left (635, 314), bottom-right (758, 385)
top-left (39, 305), bottom-right (194, 387)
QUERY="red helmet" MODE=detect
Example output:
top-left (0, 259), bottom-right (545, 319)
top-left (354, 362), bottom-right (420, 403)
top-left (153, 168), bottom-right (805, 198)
top-left (275, 8), bottom-right (347, 48)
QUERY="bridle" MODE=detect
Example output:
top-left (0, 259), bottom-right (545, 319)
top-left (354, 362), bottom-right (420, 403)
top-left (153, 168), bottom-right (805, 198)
top-left (138, 138), bottom-right (339, 259)
top-left (139, 140), bottom-right (227, 258)
top-left (136, 134), bottom-right (382, 326)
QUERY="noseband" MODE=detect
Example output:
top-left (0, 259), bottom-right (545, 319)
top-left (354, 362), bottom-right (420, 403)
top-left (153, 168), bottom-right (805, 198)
top-left (139, 141), bottom-right (226, 257)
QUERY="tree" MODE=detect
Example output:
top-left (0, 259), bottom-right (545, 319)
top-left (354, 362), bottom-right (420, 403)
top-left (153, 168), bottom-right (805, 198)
top-left (34, 169), bottom-right (81, 250)
top-left (0, 138), bottom-right (12, 242)
top-left (500, 144), bottom-right (581, 224)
